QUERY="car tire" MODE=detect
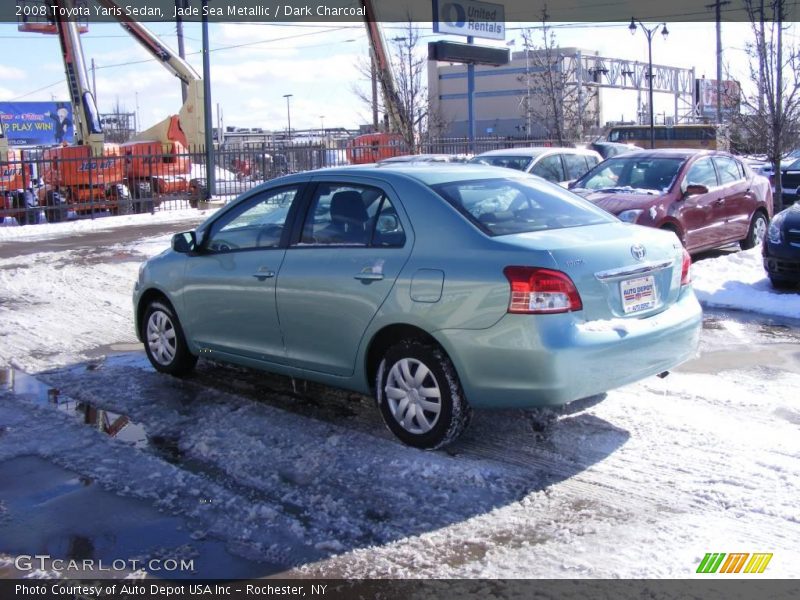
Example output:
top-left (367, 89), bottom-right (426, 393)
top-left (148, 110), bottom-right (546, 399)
top-left (142, 300), bottom-right (198, 376)
top-left (740, 211), bottom-right (768, 250)
top-left (375, 340), bottom-right (472, 449)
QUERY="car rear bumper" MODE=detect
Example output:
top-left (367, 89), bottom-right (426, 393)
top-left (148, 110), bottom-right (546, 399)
top-left (437, 288), bottom-right (702, 409)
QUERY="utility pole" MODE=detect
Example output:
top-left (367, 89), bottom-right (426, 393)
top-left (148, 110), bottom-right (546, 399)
top-left (707, 0), bottom-right (730, 124)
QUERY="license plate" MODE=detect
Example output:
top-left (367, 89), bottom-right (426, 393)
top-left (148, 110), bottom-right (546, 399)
top-left (621, 275), bottom-right (656, 314)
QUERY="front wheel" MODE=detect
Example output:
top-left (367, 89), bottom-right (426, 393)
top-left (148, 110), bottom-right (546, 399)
top-left (740, 212), bottom-right (768, 250)
top-left (142, 300), bottom-right (197, 376)
top-left (376, 341), bottom-right (472, 449)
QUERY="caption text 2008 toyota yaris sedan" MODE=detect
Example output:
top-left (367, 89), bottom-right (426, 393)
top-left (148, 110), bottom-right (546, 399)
top-left (134, 164), bottom-right (702, 448)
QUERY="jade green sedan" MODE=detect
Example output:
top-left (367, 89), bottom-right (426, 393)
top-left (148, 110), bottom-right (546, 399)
top-left (134, 165), bottom-right (701, 448)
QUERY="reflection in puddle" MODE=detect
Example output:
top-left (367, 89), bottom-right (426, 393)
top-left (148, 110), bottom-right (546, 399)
top-left (1, 367), bottom-right (170, 456)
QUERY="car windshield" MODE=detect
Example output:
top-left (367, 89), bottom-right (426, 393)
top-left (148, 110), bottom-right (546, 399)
top-left (431, 178), bottom-right (615, 236)
top-left (468, 155), bottom-right (534, 171)
top-left (574, 156), bottom-right (685, 194)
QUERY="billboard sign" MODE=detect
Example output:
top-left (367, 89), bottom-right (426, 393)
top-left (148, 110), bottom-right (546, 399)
top-left (433, 0), bottom-right (505, 41)
top-left (696, 79), bottom-right (740, 119)
top-left (0, 101), bottom-right (74, 146)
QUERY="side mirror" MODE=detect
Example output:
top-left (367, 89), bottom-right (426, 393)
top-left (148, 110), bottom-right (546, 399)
top-left (684, 184), bottom-right (709, 197)
top-left (172, 231), bottom-right (196, 253)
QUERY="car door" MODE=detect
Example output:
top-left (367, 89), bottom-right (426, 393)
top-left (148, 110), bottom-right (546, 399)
top-left (712, 155), bottom-right (752, 241)
top-left (180, 185), bottom-right (303, 363)
top-left (276, 180), bottom-right (413, 376)
top-left (676, 156), bottom-right (722, 250)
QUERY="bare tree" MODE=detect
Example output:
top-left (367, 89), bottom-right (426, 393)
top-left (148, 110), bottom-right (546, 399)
top-left (519, 8), bottom-right (599, 145)
top-left (352, 21), bottom-right (436, 152)
top-left (735, 0), bottom-right (800, 211)
top-left (99, 98), bottom-right (136, 143)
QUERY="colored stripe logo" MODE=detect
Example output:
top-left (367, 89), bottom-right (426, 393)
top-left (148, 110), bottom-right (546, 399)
top-left (697, 553), bottom-right (773, 574)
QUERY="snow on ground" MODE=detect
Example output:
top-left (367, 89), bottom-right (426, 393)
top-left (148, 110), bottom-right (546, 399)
top-left (0, 221), bottom-right (799, 578)
top-left (691, 247), bottom-right (800, 320)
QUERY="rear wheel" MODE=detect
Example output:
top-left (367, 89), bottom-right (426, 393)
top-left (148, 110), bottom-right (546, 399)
top-left (375, 341), bottom-right (471, 449)
top-left (741, 211), bottom-right (768, 250)
top-left (142, 300), bottom-right (197, 376)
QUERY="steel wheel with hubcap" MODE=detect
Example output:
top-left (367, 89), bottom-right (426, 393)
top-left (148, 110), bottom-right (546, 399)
top-left (142, 300), bottom-right (197, 375)
top-left (376, 340), bottom-right (471, 449)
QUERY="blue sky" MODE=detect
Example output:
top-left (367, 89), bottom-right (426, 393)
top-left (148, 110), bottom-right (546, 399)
top-left (0, 19), bottom-right (786, 134)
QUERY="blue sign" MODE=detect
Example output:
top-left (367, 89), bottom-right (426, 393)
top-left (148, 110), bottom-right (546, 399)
top-left (0, 101), bottom-right (74, 146)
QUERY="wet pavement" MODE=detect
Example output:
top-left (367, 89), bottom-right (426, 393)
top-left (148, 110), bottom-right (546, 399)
top-left (0, 368), bottom-right (275, 579)
top-left (0, 306), bottom-right (798, 578)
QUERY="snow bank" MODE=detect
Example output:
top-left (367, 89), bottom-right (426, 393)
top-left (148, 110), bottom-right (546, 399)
top-left (691, 248), bottom-right (800, 320)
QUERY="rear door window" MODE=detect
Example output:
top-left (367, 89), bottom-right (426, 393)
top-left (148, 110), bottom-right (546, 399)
top-left (530, 154), bottom-right (565, 182)
top-left (563, 153), bottom-right (590, 180)
top-left (713, 156), bottom-right (743, 184)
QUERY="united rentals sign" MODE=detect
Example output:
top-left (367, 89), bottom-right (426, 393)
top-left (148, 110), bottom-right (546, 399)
top-left (432, 0), bottom-right (505, 41)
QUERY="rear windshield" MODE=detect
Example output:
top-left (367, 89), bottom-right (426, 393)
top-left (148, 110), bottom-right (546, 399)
top-left (431, 178), bottom-right (615, 236)
top-left (468, 156), bottom-right (533, 171)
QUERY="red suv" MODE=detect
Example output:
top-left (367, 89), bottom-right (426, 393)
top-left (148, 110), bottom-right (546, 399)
top-left (570, 149), bottom-right (773, 253)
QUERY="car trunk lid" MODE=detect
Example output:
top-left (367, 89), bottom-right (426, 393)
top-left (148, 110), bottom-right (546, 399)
top-left (497, 222), bottom-right (685, 321)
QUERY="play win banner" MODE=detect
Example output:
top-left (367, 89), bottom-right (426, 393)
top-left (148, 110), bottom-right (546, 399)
top-left (0, 101), bottom-right (74, 147)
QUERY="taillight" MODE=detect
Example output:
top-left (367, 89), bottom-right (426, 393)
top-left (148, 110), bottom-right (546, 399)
top-left (680, 248), bottom-right (692, 286)
top-left (503, 267), bottom-right (583, 314)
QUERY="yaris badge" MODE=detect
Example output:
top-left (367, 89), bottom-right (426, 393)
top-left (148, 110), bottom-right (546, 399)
top-left (631, 244), bottom-right (646, 261)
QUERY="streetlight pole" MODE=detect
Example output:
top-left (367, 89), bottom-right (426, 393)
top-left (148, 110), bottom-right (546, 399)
top-left (283, 93), bottom-right (293, 142)
top-left (629, 18), bottom-right (669, 149)
top-left (320, 115), bottom-right (325, 136)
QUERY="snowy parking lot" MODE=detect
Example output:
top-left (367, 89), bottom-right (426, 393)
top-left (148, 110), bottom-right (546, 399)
top-left (0, 213), bottom-right (799, 579)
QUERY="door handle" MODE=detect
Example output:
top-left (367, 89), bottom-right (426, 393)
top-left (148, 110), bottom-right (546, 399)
top-left (354, 272), bottom-right (384, 281)
top-left (252, 269), bottom-right (275, 280)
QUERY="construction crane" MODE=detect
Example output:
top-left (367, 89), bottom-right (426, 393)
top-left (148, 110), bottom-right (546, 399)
top-left (19, 0), bottom-right (203, 204)
top-left (95, 0), bottom-right (204, 149)
top-left (93, 0), bottom-right (204, 195)
top-left (18, 0), bottom-right (127, 212)
top-left (346, 0), bottom-right (410, 164)
top-left (359, 0), bottom-right (409, 136)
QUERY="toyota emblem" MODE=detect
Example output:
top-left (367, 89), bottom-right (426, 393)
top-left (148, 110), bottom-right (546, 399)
top-left (631, 244), bottom-right (646, 261)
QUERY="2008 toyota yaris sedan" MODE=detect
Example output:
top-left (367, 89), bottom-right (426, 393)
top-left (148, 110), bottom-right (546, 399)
top-left (134, 165), bottom-right (702, 449)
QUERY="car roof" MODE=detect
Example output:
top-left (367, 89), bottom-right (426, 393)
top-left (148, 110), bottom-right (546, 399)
top-left (616, 148), bottom-right (730, 160)
top-left (474, 146), bottom-right (596, 158)
top-left (275, 163), bottom-right (529, 187)
top-left (377, 153), bottom-right (463, 163)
